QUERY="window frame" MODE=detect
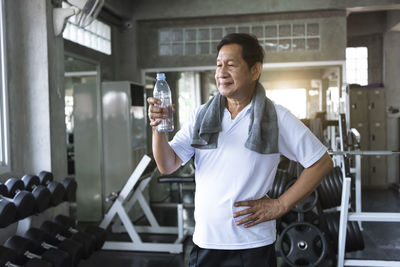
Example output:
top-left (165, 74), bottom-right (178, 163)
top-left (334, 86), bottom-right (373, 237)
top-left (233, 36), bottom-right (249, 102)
top-left (0, 0), bottom-right (10, 173)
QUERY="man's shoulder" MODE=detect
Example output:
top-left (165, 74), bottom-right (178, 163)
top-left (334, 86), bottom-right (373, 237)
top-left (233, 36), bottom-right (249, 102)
top-left (273, 103), bottom-right (290, 119)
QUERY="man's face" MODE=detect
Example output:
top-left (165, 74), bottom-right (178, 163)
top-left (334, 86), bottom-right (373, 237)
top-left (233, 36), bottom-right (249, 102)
top-left (215, 43), bottom-right (260, 99)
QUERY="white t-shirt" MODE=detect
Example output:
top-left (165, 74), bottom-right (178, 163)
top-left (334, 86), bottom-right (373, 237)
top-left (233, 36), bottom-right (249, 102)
top-left (169, 103), bottom-right (327, 250)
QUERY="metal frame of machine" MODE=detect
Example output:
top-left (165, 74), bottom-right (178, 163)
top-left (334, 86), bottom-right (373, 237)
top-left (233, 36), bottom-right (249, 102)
top-left (99, 155), bottom-right (189, 253)
top-left (332, 114), bottom-right (400, 267)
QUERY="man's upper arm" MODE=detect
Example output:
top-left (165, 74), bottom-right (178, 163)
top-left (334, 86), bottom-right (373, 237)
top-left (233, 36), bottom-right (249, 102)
top-left (277, 106), bottom-right (327, 168)
top-left (169, 109), bottom-right (197, 165)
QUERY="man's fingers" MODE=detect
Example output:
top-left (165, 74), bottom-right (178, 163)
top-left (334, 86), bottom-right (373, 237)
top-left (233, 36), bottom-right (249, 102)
top-left (244, 218), bottom-right (262, 228)
top-left (234, 200), bottom-right (254, 207)
top-left (147, 97), bottom-right (161, 105)
top-left (150, 119), bottom-right (162, 127)
top-left (233, 207), bottom-right (254, 218)
top-left (235, 214), bottom-right (258, 226)
top-left (150, 106), bottom-right (164, 113)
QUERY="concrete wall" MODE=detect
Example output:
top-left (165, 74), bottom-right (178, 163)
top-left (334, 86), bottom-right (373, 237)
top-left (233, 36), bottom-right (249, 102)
top-left (1, 0), bottom-right (68, 243)
top-left (347, 12), bottom-right (386, 84)
top-left (131, 0), bottom-right (400, 20)
top-left (138, 10), bottom-right (346, 69)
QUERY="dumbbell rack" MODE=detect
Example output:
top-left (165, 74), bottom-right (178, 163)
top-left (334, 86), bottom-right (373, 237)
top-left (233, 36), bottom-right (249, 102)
top-left (99, 155), bottom-right (187, 253)
top-left (333, 150), bottom-right (400, 267)
top-left (15, 202), bottom-right (70, 236)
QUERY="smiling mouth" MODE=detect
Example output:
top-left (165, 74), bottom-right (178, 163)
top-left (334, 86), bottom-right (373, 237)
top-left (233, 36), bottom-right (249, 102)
top-left (220, 81), bottom-right (233, 86)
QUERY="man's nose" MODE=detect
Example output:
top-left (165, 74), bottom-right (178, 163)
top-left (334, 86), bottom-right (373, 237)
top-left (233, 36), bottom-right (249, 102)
top-left (216, 66), bottom-right (228, 78)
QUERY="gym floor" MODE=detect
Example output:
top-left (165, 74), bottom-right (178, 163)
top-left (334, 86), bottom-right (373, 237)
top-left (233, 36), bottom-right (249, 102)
top-left (77, 188), bottom-right (400, 267)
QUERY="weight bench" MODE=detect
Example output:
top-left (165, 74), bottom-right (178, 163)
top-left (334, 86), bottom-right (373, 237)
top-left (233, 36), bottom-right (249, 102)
top-left (157, 175), bottom-right (195, 243)
top-left (99, 155), bottom-right (192, 253)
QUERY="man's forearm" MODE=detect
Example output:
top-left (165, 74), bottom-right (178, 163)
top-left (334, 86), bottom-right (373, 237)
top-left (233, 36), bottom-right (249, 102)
top-left (278, 152), bottom-right (333, 213)
top-left (152, 129), bottom-right (182, 174)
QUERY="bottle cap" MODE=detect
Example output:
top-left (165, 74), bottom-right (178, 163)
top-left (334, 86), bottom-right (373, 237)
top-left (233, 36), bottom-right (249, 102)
top-left (156, 73), bottom-right (166, 80)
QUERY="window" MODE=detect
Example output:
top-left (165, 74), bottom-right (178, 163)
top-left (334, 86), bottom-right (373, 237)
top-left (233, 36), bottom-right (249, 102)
top-left (177, 72), bottom-right (201, 127)
top-left (0, 0), bottom-right (10, 172)
top-left (265, 88), bottom-right (307, 119)
top-left (159, 22), bottom-right (320, 56)
top-left (346, 47), bottom-right (368, 86)
top-left (62, 2), bottom-right (112, 55)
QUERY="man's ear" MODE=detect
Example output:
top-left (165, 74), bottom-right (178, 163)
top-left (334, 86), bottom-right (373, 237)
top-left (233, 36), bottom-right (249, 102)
top-left (251, 62), bottom-right (263, 81)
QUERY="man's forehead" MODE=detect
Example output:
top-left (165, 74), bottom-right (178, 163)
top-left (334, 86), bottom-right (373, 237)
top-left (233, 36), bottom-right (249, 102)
top-left (217, 44), bottom-right (243, 61)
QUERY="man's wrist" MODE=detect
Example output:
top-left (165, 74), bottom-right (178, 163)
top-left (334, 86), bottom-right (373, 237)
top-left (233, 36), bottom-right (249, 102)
top-left (276, 197), bottom-right (290, 215)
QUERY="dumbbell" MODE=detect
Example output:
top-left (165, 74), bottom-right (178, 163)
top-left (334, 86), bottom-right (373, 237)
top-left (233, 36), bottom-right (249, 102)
top-left (4, 235), bottom-right (72, 267)
top-left (0, 182), bottom-right (35, 220)
top-left (23, 173), bottom-right (65, 207)
top-left (53, 215), bottom-right (106, 250)
top-left (0, 245), bottom-right (52, 267)
top-left (6, 178), bottom-right (51, 213)
top-left (36, 172), bottom-right (68, 205)
top-left (0, 197), bottom-right (17, 228)
top-left (40, 221), bottom-right (95, 259)
top-left (60, 178), bottom-right (77, 202)
top-left (24, 228), bottom-right (83, 267)
top-left (37, 172), bottom-right (77, 202)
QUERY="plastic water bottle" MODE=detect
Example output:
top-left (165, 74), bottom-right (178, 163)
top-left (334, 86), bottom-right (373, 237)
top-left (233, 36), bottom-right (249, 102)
top-left (153, 73), bottom-right (174, 132)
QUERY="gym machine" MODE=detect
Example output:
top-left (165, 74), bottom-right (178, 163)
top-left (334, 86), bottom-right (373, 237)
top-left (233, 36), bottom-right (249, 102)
top-left (332, 114), bottom-right (400, 267)
top-left (99, 155), bottom-right (190, 253)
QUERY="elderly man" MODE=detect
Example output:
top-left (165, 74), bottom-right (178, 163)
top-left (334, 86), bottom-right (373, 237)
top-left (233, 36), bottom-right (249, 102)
top-left (147, 33), bottom-right (333, 267)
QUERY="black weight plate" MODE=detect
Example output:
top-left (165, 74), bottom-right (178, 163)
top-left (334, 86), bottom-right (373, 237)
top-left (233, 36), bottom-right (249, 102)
top-left (316, 186), bottom-right (327, 210)
top-left (278, 174), bottom-right (288, 198)
top-left (0, 199), bottom-right (17, 227)
top-left (13, 191), bottom-right (35, 219)
top-left (278, 222), bottom-right (328, 267)
top-left (320, 172), bottom-right (334, 209)
top-left (327, 172), bottom-right (340, 207)
top-left (353, 221), bottom-right (365, 251)
top-left (350, 221), bottom-right (364, 251)
top-left (346, 219), bottom-right (357, 252)
top-left (324, 172), bottom-right (337, 208)
top-left (271, 171), bottom-right (280, 199)
top-left (331, 168), bottom-right (343, 206)
top-left (304, 210), bottom-right (320, 227)
top-left (317, 178), bottom-right (332, 209)
top-left (334, 167), bottom-right (343, 189)
top-left (331, 212), bottom-right (357, 253)
top-left (323, 213), bottom-right (337, 244)
top-left (275, 170), bottom-right (285, 198)
top-left (21, 175), bottom-right (41, 191)
top-left (32, 186), bottom-right (51, 212)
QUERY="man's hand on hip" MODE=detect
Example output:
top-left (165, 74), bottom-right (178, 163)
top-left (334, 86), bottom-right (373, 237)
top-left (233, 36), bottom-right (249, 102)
top-left (233, 196), bottom-right (287, 228)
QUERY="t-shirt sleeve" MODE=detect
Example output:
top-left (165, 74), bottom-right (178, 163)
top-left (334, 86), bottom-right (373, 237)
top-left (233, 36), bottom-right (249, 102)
top-left (277, 105), bottom-right (327, 168)
top-left (168, 108), bottom-right (198, 165)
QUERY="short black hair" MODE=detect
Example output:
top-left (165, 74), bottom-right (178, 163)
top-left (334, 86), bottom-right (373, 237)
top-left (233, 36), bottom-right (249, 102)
top-left (216, 33), bottom-right (264, 69)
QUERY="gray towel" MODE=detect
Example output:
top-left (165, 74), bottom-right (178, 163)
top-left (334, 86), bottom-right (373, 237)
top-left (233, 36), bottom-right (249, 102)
top-left (191, 82), bottom-right (279, 154)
